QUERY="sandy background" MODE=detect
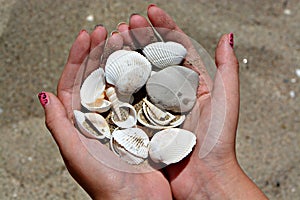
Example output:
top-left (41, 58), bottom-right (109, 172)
top-left (0, 0), bottom-right (299, 199)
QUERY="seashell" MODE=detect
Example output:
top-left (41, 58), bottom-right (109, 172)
top-left (110, 136), bottom-right (145, 165)
top-left (73, 110), bottom-right (111, 140)
top-left (142, 41), bottom-right (187, 69)
top-left (105, 50), bottom-right (152, 95)
top-left (143, 98), bottom-right (176, 126)
top-left (148, 128), bottom-right (196, 165)
top-left (137, 109), bottom-right (185, 130)
top-left (106, 87), bottom-right (137, 128)
top-left (146, 65), bottom-right (199, 113)
top-left (80, 68), bottom-right (111, 112)
top-left (111, 128), bottom-right (149, 159)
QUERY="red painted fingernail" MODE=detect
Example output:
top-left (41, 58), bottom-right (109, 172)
top-left (94, 24), bottom-right (104, 29)
top-left (130, 13), bottom-right (140, 19)
top-left (38, 92), bottom-right (49, 108)
top-left (148, 4), bottom-right (157, 9)
top-left (229, 33), bottom-right (234, 48)
top-left (78, 29), bottom-right (87, 36)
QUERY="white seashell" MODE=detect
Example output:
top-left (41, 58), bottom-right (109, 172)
top-left (137, 109), bottom-right (185, 130)
top-left (143, 98), bottom-right (176, 126)
top-left (149, 128), bottom-right (196, 165)
top-left (106, 87), bottom-right (137, 128)
top-left (73, 110), bottom-right (111, 140)
top-left (105, 50), bottom-right (152, 95)
top-left (143, 41), bottom-right (187, 69)
top-left (112, 128), bottom-right (149, 159)
top-left (80, 68), bottom-right (111, 112)
top-left (106, 87), bottom-right (122, 120)
top-left (110, 137), bottom-right (145, 165)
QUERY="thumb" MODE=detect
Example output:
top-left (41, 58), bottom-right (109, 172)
top-left (198, 33), bottom-right (239, 158)
top-left (37, 92), bottom-right (82, 154)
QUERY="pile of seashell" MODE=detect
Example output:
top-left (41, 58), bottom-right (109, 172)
top-left (74, 41), bottom-right (199, 165)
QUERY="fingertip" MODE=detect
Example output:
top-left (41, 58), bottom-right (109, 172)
top-left (68, 30), bottom-right (91, 65)
top-left (90, 25), bottom-right (107, 49)
top-left (215, 33), bottom-right (238, 71)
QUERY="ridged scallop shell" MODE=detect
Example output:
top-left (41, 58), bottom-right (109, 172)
top-left (149, 128), bottom-right (196, 165)
top-left (80, 68), bottom-right (111, 112)
top-left (105, 50), bottom-right (152, 95)
top-left (74, 110), bottom-right (111, 140)
top-left (111, 128), bottom-right (149, 159)
top-left (142, 41), bottom-right (187, 69)
top-left (110, 137), bottom-right (145, 165)
top-left (106, 87), bottom-right (137, 128)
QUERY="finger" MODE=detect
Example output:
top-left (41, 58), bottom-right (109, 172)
top-left (198, 33), bottom-right (239, 158)
top-left (57, 30), bottom-right (91, 119)
top-left (147, 5), bottom-right (213, 91)
top-left (38, 92), bottom-right (83, 154)
top-left (129, 14), bottom-right (158, 48)
top-left (85, 25), bottom-right (107, 77)
top-left (100, 32), bottom-right (124, 68)
top-left (117, 22), bottom-right (136, 49)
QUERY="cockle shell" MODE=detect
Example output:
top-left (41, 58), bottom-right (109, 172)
top-left (74, 110), bottom-right (111, 140)
top-left (80, 68), bottom-right (111, 112)
top-left (146, 65), bottom-right (199, 113)
top-left (149, 128), bottom-right (196, 165)
top-left (111, 128), bottom-right (149, 159)
top-left (106, 87), bottom-right (137, 128)
top-left (105, 50), bottom-right (152, 95)
top-left (142, 41), bottom-right (187, 69)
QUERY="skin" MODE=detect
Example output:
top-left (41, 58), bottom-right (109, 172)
top-left (39, 5), bottom-right (268, 200)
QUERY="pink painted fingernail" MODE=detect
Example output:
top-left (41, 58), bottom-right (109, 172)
top-left (229, 33), bottom-right (234, 48)
top-left (38, 92), bottom-right (49, 108)
top-left (148, 4), bottom-right (157, 9)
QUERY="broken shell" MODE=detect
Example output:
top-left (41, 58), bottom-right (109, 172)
top-left (74, 110), bottom-right (111, 140)
top-left (137, 109), bottom-right (185, 130)
top-left (105, 50), bottom-right (152, 95)
top-left (111, 128), bottom-right (149, 159)
top-left (143, 41), bottom-right (187, 69)
top-left (106, 87), bottom-right (137, 128)
top-left (110, 136), bottom-right (145, 165)
top-left (143, 98), bottom-right (176, 126)
top-left (149, 128), bottom-right (196, 165)
top-left (80, 68), bottom-right (111, 112)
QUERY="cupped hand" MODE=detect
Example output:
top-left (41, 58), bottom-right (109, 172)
top-left (120, 5), bottom-right (267, 200)
top-left (39, 27), bottom-right (172, 199)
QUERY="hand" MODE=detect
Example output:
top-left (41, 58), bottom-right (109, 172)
top-left (141, 5), bottom-right (268, 199)
top-left (38, 27), bottom-right (172, 199)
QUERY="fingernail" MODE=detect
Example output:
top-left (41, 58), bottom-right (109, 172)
top-left (148, 4), bottom-right (157, 9)
top-left (117, 22), bottom-right (127, 28)
top-left (94, 24), bottom-right (104, 29)
top-left (229, 33), bottom-right (234, 48)
top-left (110, 30), bottom-right (119, 36)
top-left (78, 29), bottom-right (87, 36)
top-left (130, 13), bottom-right (140, 19)
top-left (38, 92), bottom-right (49, 108)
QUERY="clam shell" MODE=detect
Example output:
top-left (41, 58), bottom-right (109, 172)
top-left (110, 137), bottom-right (145, 165)
top-left (143, 41), bottom-right (187, 69)
top-left (146, 65), bottom-right (199, 113)
top-left (80, 68), bottom-right (111, 112)
top-left (74, 110), bottom-right (111, 140)
top-left (112, 128), bottom-right (149, 158)
top-left (105, 50), bottom-right (152, 95)
top-left (149, 128), bottom-right (196, 165)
